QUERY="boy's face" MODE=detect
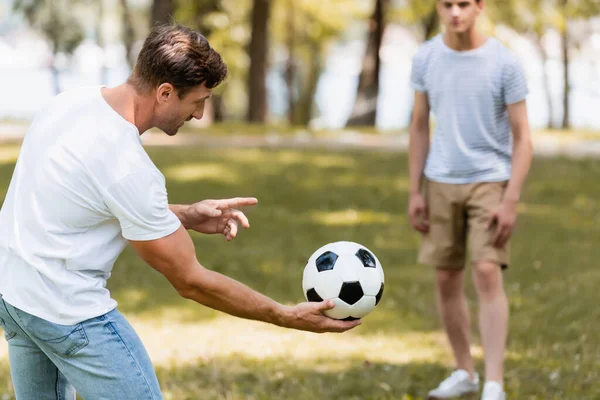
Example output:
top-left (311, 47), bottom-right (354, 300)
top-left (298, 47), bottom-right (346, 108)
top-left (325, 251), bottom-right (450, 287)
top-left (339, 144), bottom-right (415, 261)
top-left (437, 0), bottom-right (483, 34)
top-left (154, 83), bottom-right (212, 136)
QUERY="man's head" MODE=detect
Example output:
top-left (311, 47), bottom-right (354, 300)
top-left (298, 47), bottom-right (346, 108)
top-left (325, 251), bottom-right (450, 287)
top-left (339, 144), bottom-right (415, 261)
top-left (128, 24), bottom-right (228, 135)
top-left (437, 0), bottom-right (484, 35)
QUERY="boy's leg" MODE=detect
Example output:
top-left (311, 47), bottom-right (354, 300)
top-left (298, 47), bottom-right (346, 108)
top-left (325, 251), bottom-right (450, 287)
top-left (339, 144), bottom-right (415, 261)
top-left (419, 180), bottom-right (475, 377)
top-left (466, 182), bottom-right (510, 385)
top-left (0, 296), bottom-right (76, 400)
top-left (2, 300), bottom-right (163, 399)
top-left (435, 267), bottom-right (474, 375)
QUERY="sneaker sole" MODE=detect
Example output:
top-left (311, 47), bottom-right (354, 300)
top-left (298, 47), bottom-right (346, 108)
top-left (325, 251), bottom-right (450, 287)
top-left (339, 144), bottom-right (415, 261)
top-left (428, 393), bottom-right (478, 400)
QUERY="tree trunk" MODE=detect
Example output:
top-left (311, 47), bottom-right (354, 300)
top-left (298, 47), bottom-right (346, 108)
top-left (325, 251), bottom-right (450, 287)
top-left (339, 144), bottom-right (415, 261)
top-left (534, 36), bottom-right (554, 129)
top-left (150, 0), bottom-right (174, 28)
top-left (246, 0), bottom-right (271, 123)
top-left (211, 95), bottom-right (226, 122)
top-left (296, 43), bottom-right (322, 126)
top-left (285, 0), bottom-right (296, 124)
top-left (561, 20), bottom-right (570, 129)
top-left (346, 0), bottom-right (388, 127)
top-left (120, 0), bottom-right (136, 70)
top-left (194, 0), bottom-right (224, 120)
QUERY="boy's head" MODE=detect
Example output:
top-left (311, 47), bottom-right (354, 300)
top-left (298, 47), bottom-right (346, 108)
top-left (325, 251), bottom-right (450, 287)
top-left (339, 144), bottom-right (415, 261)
top-left (437, 0), bottom-right (484, 35)
top-left (128, 24), bottom-right (228, 135)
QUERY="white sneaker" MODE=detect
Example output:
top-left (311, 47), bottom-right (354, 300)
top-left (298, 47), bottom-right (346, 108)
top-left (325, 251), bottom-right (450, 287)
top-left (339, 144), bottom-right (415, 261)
top-left (481, 381), bottom-right (506, 400)
top-left (428, 369), bottom-right (479, 399)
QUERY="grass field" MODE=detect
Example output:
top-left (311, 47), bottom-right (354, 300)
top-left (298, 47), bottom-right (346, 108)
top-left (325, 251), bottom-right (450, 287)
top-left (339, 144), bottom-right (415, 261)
top-left (1, 142), bottom-right (600, 399)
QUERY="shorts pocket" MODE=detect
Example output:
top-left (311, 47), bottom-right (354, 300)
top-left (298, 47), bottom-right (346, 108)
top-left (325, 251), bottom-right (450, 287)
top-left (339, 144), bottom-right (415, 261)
top-left (14, 309), bottom-right (89, 356)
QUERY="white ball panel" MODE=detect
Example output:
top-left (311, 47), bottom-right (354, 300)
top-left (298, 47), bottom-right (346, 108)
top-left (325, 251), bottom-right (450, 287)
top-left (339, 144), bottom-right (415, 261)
top-left (312, 271), bottom-right (343, 300)
top-left (359, 267), bottom-right (383, 296)
top-left (302, 261), bottom-right (320, 298)
top-left (333, 254), bottom-right (362, 283)
top-left (323, 297), bottom-right (352, 320)
top-left (348, 295), bottom-right (376, 318)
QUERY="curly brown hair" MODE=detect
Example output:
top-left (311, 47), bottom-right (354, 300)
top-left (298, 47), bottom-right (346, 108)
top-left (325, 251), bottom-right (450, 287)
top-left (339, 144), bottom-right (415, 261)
top-left (128, 24), bottom-right (228, 98)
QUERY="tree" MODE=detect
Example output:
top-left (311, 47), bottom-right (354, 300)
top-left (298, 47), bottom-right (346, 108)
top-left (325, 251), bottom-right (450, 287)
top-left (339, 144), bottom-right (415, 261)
top-left (394, 0), bottom-right (439, 41)
top-left (488, 0), bottom-right (557, 128)
top-left (247, 0), bottom-right (272, 123)
top-left (271, 0), bottom-right (360, 126)
top-left (346, 0), bottom-right (390, 127)
top-left (554, 0), bottom-right (600, 129)
top-left (14, 0), bottom-right (84, 95)
top-left (120, 0), bottom-right (136, 69)
top-left (151, 0), bottom-right (174, 27)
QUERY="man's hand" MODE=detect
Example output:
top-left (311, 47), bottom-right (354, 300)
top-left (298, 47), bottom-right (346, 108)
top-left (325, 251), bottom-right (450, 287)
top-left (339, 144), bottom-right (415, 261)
top-left (180, 197), bottom-right (258, 241)
top-left (488, 198), bottom-right (518, 248)
top-left (281, 300), bottom-right (361, 333)
top-left (408, 193), bottom-right (429, 233)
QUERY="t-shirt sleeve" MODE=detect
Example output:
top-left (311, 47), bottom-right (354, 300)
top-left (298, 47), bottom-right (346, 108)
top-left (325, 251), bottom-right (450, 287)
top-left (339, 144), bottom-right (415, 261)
top-left (410, 47), bottom-right (428, 93)
top-left (103, 170), bottom-right (181, 241)
top-left (503, 56), bottom-right (529, 105)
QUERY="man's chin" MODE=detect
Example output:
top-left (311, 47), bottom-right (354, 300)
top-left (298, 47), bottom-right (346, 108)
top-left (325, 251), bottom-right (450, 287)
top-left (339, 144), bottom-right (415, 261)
top-left (160, 126), bottom-right (179, 136)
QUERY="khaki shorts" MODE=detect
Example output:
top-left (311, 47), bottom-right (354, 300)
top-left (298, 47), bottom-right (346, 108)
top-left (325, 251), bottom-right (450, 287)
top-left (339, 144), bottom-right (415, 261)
top-left (418, 179), bottom-right (510, 269)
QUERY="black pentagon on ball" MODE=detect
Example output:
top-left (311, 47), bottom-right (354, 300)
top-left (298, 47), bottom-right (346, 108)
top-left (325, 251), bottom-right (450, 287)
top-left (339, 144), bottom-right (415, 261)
top-left (316, 251), bottom-right (338, 272)
top-left (306, 288), bottom-right (323, 302)
top-left (375, 283), bottom-right (384, 305)
top-left (355, 248), bottom-right (376, 268)
top-left (338, 281), bottom-right (363, 305)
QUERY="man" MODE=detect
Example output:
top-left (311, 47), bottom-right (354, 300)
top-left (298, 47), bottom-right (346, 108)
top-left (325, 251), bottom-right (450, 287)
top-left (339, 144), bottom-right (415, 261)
top-left (0, 24), bottom-right (359, 399)
top-left (407, 1), bottom-right (532, 399)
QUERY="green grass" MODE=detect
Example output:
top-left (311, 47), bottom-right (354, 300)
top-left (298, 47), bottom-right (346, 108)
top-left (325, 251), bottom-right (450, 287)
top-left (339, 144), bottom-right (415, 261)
top-left (1, 144), bottom-right (600, 399)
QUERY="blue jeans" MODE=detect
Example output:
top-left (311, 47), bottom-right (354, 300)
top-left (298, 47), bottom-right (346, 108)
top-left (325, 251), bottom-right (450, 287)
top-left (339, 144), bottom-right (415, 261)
top-left (0, 295), bottom-right (163, 399)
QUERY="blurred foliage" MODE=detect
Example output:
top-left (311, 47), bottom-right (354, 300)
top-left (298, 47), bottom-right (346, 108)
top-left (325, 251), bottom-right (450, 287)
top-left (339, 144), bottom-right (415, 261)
top-left (14, 0), bottom-right (84, 55)
top-left (271, 0), bottom-right (364, 124)
top-left (392, 0), bottom-right (439, 40)
top-left (176, 0), bottom-right (252, 116)
top-left (7, 0), bottom-right (600, 123)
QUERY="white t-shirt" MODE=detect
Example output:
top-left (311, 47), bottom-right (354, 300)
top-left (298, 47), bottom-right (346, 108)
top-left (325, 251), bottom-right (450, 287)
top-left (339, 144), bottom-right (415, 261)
top-left (411, 35), bottom-right (529, 184)
top-left (0, 86), bottom-right (181, 324)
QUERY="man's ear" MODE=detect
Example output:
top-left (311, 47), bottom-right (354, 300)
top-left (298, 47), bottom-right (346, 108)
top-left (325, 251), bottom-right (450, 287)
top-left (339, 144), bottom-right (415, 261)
top-left (156, 83), bottom-right (175, 103)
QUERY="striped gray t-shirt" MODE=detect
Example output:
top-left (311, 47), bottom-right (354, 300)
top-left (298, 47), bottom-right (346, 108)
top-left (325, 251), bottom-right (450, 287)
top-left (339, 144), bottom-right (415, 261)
top-left (411, 35), bottom-right (528, 184)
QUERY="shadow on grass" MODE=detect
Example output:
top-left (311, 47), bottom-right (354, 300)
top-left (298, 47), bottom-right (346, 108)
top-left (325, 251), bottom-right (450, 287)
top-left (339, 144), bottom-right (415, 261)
top-left (155, 356), bottom-right (449, 400)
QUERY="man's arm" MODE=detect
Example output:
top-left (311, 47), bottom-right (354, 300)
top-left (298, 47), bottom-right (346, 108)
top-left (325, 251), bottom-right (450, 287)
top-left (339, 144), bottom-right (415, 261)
top-left (505, 100), bottom-right (533, 203)
top-left (408, 91), bottom-right (431, 232)
top-left (129, 226), bottom-right (360, 333)
top-left (169, 204), bottom-right (190, 227)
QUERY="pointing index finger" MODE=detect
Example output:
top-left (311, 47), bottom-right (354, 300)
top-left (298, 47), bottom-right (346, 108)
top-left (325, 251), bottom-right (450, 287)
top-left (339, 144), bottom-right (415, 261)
top-left (219, 197), bottom-right (258, 209)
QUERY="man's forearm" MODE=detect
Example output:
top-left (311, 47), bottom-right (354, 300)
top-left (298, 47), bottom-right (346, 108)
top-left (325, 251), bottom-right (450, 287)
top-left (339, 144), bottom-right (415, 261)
top-left (409, 128), bottom-right (430, 195)
top-left (169, 204), bottom-right (190, 228)
top-left (180, 264), bottom-right (291, 327)
top-left (505, 135), bottom-right (533, 202)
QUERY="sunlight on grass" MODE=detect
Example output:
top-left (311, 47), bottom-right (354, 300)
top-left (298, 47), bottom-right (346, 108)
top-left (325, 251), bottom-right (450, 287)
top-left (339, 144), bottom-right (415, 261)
top-left (120, 316), bottom-right (460, 369)
top-left (309, 209), bottom-right (393, 226)
top-left (0, 146), bottom-right (20, 166)
top-left (164, 163), bottom-right (239, 183)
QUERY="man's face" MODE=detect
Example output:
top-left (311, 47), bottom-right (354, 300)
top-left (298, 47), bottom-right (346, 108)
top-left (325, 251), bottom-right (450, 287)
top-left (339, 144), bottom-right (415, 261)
top-left (154, 83), bottom-right (212, 136)
top-left (437, 0), bottom-right (483, 34)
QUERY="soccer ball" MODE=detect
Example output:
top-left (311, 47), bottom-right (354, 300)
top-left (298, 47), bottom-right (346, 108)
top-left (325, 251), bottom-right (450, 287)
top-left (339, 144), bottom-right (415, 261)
top-left (302, 241), bottom-right (385, 321)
